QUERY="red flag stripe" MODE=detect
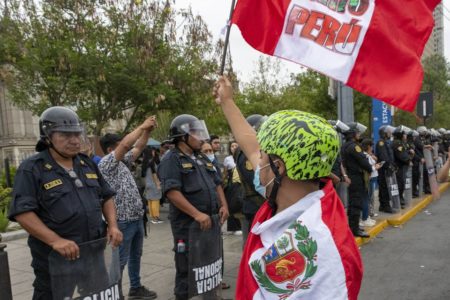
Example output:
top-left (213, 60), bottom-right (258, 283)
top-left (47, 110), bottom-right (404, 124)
top-left (231, 0), bottom-right (291, 55)
top-left (346, 0), bottom-right (437, 111)
top-left (320, 181), bottom-right (363, 300)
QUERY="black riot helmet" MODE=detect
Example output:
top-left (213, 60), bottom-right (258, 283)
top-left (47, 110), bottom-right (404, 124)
top-left (169, 114), bottom-right (210, 143)
top-left (379, 125), bottom-right (387, 139)
top-left (328, 120), bottom-right (350, 134)
top-left (344, 122), bottom-right (367, 140)
top-left (36, 107), bottom-right (83, 152)
top-left (246, 114), bottom-right (268, 131)
top-left (39, 106), bottom-right (83, 138)
top-left (393, 125), bottom-right (408, 139)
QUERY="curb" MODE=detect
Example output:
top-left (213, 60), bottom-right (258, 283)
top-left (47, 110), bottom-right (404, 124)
top-left (0, 229), bottom-right (28, 243)
top-left (355, 182), bottom-right (450, 246)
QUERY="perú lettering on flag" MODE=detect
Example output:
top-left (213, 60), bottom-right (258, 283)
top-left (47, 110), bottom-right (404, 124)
top-left (231, 0), bottom-right (441, 111)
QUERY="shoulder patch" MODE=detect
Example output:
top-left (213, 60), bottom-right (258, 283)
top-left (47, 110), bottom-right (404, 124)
top-left (44, 163), bottom-right (52, 170)
top-left (398, 146), bottom-right (403, 151)
top-left (182, 163), bottom-right (193, 169)
top-left (355, 145), bottom-right (362, 153)
top-left (43, 179), bottom-right (63, 190)
top-left (80, 160), bottom-right (86, 165)
top-left (379, 141), bottom-right (384, 146)
top-left (245, 160), bottom-right (253, 171)
top-left (86, 173), bottom-right (98, 179)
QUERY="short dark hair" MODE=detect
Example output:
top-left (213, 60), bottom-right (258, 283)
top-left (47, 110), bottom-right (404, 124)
top-left (361, 138), bottom-right (373, 151)
top-left (100, 133), bottom-right (122, 154)
top-left (209, 134), bottom-right (219, 142)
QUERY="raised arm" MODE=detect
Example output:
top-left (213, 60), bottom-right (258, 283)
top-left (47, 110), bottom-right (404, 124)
top-left (213, 76), bottom-right (261, 170)
top-left (114, 116), bottom-right (157, 162)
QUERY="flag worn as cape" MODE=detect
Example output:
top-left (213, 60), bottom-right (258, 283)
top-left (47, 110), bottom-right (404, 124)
top-left (235, 180), bottom-right (362, 299)
top-left (231, 0), bottom-right (441, 111)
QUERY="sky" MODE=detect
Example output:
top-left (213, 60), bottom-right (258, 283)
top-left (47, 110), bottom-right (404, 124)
top-left (175, 0), bottom-right (450, 83)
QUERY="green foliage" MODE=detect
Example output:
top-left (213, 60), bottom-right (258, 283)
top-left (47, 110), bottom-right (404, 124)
top-left (0, 0), bottom-right (220, 135)
top-left (0, 166), bottom-right (16, 188)
top-left (0, 208), bottom-right (9, 232)
top-left (0, 186), bottom-right (12, 232)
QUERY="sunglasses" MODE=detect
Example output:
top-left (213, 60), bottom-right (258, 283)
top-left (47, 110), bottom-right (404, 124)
top-left (67, 169), bottom-right (84, 188)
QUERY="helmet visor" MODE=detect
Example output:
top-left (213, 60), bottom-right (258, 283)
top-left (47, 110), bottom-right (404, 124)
top-left (43, 122), bottom-right (84, 136)
top-left (385, 125), bottom-right (396, 134)
top-left (335, 120), bottom-right (350, 133)
top-left (355, 123), bottom-right (367, 134)
top-left (180, 120), bottom-right (210, 141)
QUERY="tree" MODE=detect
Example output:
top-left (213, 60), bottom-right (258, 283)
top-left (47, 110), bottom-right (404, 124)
top-left (0, 0), bottom-right (221, 135)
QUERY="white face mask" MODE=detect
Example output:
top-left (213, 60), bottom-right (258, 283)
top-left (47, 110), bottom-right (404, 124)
top-left (206, 154), bottom-right (215, 162)
top-left (253, 163), bottom-right (275, 198)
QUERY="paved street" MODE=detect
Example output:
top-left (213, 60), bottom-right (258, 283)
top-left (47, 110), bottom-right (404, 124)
top-left (4, 190), bottom-right (450, 300)
top-left (360, 190), bottom-right (450, 300)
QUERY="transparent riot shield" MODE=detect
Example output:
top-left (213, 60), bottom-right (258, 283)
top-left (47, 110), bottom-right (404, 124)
top-left (386, 172), bottom-right (401, 213)
top-left (418, 162), bottom-right (424, 197)
top-left (403, 165), bottom-right (413, 206)
top-left (49, 238), bottom-right (120, 300)
top-left (424, 148), bottom-right (440, 200)
top-left (433, 143), bottom-right (443, 173)
top-left (336, 182), bottom-right (348, 208)
top-left (188, 215), bottom-right (222, 300)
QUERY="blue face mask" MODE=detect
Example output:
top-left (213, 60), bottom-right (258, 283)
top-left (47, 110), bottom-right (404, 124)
top-left (253, 163), bottom-right (275, 198)
top-left (206, 154), bottom-right (215, 162)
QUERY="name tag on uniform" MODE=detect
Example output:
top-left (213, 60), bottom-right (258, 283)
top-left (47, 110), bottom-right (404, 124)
top-left (86, 173), bottom-right (98, 179)
top-left (182, 163), bottom-right (193, 169)
top-left (43, 179), bottom-right (63, 190)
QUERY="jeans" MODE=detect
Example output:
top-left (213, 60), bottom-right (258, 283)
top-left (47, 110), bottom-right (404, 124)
top-left (368, 177), bottom-right (378, 215)
top-left (118, 219), bottom-right (144, 289)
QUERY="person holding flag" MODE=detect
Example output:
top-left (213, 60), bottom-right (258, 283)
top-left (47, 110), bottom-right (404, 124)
top-left (213, 77), bottom-right (362, 300)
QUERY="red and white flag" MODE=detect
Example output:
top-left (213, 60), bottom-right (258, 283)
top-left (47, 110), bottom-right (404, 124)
top-left (235, 180), bottom-right (362, 300)
top-left (231, 0), bottom-right (441, 111)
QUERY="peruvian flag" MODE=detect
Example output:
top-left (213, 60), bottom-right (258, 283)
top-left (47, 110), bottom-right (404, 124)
top-left (231, 0), bottom-right (441, 111)
top-left (235, 180), bottom-right (362, 300)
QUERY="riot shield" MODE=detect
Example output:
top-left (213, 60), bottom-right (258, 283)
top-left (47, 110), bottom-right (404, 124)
top-left (188, 215), bottom-right (222, 299)
top-left (433, 143), bottom-right (443, 173)
top-left (386, 172), bottom-right (401, 213)
top-left (424, 148), bottom-right (440, 200)
top-left (49, 238), bottom-right (120, 300)
top-left (418, 162), bottom-right (424, 197)
top-left (403, 165), bottom-right (413, 206)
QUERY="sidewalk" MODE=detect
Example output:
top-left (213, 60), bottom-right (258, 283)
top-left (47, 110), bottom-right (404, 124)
top-left (355, 182), bottom-right (450, 246)
top-left (4, 205), bottom-right (241, 300)
top-left (4, 183), bottom-right (449, 299)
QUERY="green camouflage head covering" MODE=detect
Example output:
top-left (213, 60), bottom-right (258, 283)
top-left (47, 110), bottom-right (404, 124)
top-left (257, 110), bottom-right (339, 180)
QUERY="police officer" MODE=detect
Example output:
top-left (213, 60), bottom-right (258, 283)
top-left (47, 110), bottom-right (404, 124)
top-left (392, 126), bottom-right (411, 208)
top-left (342, 122), bottom-right (380, 237)
top-left (157, 114), bottom-right (229, 300)
top-left (328, 120), bottom-right (351, 188)
top-left (417, 126), bottom-right (432, 194)
top-left (376, 125), bottom-right (395, 213)
top-left (407, 130), bottom-right (421, 197)
top-left (8, 107), bottom-right (122, 300)
top-left (233, 114), bottom-right (267, 244)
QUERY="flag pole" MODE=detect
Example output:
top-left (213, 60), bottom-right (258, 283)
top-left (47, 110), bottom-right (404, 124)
top-left (220, 0), bottom-right (237, 75)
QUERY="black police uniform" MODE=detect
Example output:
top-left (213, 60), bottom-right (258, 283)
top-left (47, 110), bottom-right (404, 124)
top-left (408, 138), bottom-right (421, 197)
top-left (8, 150), bottom-right (115, 300)
top-left (418, 135), bottom-right (432, 193)
top-left (234, 149), bottom-right (264, 229)
top-left (157, 147), bottom-right (222, 300)
top-left (375, 138), bottom-right (395, 211)
top-left (342, 140), bottom-right (372, 234)
top-left (331, 154), bottom-right (343, 185)
top-left (392, 139), bottom-right (410, 206)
